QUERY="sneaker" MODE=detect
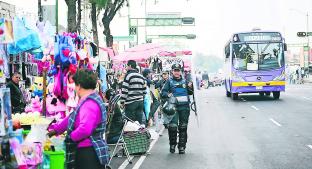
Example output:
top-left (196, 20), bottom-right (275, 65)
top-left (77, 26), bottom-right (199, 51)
top-left (170, 145), bottom-right (176, 153)
top-left (178, 147), bottom-right (185, 154)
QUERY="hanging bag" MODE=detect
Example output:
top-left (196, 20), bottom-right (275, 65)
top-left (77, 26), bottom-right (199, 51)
top-left (53, 69), bottom-right (62, 97)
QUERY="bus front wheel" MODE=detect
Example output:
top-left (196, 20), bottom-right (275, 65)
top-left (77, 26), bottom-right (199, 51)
top-left (232, 93), bottom-right (238, 100)
top-left (273, 91), bottom-right (280, 99)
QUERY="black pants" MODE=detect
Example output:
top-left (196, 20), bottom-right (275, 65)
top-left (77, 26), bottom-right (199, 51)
top-left (75, 147), bottom-right (104, 169)
top-left (125, 101), bottom-right (144, 124)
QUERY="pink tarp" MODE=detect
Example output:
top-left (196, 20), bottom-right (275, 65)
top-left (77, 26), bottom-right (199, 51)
top-left (159, 50), bottom-right (192, 57)
top-left (113, 43), bottom-right (165, 62)
top-left (99, 47), bottom-right (115, 58)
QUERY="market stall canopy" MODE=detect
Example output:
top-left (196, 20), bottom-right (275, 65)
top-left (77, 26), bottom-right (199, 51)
top-left (99, 47), bottom-right (115, 58)
top-left (113, 43), bottom-right (165, 62)
top-left (159, 50), bottom-right (192, 57)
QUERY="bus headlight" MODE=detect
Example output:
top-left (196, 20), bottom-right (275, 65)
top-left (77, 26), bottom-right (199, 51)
top-left (273, 71), bottom-right (285, 81)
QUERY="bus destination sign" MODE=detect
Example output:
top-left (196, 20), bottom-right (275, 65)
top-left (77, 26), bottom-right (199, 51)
top-left (234, 32), bottom-right (282, 42)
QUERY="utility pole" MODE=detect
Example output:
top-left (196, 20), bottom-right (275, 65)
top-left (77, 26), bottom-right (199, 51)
top-left (56, 0), bottom-right (59, 34)
top-left (307, 12), bottom-right (310, 74)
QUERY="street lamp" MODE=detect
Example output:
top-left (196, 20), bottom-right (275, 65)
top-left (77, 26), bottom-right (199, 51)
top-left (290, 8), bottom-right (310, 73)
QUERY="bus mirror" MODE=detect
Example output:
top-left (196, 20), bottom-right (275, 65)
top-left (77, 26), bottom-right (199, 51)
top-left (284, 43), bottom-right (287, 51)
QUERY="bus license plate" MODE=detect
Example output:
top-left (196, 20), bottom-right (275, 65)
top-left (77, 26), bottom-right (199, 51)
top-left (256, 86), bottom-right (263, 90)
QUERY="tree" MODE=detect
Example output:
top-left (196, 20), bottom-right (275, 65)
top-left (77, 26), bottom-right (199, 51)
top-left (38, 0), bottom-right (43, 22)
top-left (101, 0), bottom-right (127, 47)
top-left (65, 0), bottom-right (77, 32)
top-left (77, 0), bottom-right (82, 34)
top-left (89, 0), bottom-right (103, 47)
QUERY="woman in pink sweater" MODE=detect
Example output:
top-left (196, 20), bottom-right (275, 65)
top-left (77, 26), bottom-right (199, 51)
top-left (48, 69), bottom-right (109, 169)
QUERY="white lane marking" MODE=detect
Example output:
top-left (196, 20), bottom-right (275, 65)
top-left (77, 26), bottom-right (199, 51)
top-left (118, 156), bottom-right (134, 169)
top-left (132, 127), bottom-right (165, 169)
top-left (303, 97), bottom-right (312, 101)
top-left (307, 145), bottom-right (312, 150)
top-left (270, 118), bottom-right (282, 127)
top-left (251, 105), bottom-right (259, 111)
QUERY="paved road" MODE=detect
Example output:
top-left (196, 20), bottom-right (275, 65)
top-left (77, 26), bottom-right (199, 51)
top-left (111, 84), bottom-right (312, 169)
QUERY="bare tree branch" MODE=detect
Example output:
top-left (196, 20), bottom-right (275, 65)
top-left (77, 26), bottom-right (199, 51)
top-left (114, 0), bottom-right (125, 14)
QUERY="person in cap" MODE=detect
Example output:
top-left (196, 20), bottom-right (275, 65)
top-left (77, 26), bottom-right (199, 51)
top-left (142, 68), bottom-right (153, 87)
top-left (155, 71), bottom-right (169, 90)
top-left (161, 63), bottom-right (193, 154)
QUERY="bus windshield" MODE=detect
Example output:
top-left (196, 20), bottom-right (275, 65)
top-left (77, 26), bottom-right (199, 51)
top-left (232, 42), bottom-right (284, 71)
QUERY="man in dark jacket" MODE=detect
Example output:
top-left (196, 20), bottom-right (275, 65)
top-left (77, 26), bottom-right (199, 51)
top-left (161, 64), bottom-right (193, 154)
top-left (7, 72), bottom-right (25, 114)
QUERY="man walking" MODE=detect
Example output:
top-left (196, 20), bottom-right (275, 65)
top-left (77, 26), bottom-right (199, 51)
top-left (120, 60), bottom-right (146, 124)
top-left (161, 63), bottom-right (193, 154)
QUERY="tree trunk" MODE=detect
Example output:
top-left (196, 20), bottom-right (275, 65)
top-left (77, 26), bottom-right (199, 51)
top-left (91, 3), bottom-right (99, 46)
top-left (65, 0), bottom-right (77, 33)
top-left (103, 20), bottom-right (113, 48)
top-left (77, 0), bottom-right (81, 34)
top-left (38, 0), bottom-right (43, 22)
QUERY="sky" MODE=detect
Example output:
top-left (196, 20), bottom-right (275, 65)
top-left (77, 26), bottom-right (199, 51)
top-left (2, 0), bottom-right (312, 57)
top-left (193, 0), bottom-right (312, 57)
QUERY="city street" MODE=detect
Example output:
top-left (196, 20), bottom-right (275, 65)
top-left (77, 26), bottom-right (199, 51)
top-left (111, 84), bottom-right (312, 169)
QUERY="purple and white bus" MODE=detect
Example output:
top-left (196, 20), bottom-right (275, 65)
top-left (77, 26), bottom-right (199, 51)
top-left (224, 31), bottom-right (287, 100)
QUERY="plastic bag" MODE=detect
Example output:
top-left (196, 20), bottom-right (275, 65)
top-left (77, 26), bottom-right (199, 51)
top-left (25, 123), bottom-right (49, 143)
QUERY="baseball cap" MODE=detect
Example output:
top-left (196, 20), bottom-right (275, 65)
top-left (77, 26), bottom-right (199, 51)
top-left (171, 63), bottom-right (182, 70)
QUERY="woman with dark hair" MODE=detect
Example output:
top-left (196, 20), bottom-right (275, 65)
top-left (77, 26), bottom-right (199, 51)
top-left (48, 69), bottom-right (109, 169)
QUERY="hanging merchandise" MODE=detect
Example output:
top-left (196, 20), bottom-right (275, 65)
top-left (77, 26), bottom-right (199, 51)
top-left (0, 45), bottom-right (10, 78)
top-left (7, 17), bottom-right (41, 55)
top-left (99, 65), bottom-right (108, 92)
top-left (30, 77), bottom-right (46, 99)
top-left (0, 88), bottom-right (13, 136)
top-left (90, 42), bottom-right (98, 56)
top-left (0, 55), bottom-right (6, 83)
top-left (53, 69), bottom-right (62, 98)
top-left (65, 72), bottom-right (78, 113)
top-left (0, 18), bottom-right (14, 44)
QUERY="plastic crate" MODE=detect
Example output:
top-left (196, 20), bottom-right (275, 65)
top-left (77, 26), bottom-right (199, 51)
top-left (123, 130), bottom-right (151, 155)
top-left (42, 151), bottom-right (65, 169)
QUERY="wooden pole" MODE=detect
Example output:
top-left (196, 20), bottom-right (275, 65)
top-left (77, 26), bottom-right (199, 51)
top-left (42, 67), bottom-right (47, 117)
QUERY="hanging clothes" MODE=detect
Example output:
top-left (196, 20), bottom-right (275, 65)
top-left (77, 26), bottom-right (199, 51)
top-left (99, 65), bottom-right (108, 92)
